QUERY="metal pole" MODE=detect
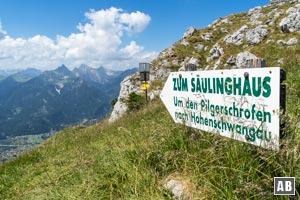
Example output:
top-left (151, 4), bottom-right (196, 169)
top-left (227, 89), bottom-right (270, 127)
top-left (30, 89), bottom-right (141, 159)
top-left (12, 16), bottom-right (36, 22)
top-left (144, 72), bottom-right (148, 103)
top-left (145, 87), bottom-right (148, 103)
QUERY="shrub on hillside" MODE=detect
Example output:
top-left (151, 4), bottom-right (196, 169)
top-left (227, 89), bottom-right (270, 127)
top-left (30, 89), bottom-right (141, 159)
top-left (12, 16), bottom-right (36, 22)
top-left (126, 92), bottom-right (145, 111)
top-left (110, 98), bottom-right (118, 108)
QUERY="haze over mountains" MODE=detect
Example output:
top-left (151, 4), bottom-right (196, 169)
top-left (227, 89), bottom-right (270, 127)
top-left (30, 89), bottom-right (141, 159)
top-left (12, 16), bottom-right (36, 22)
top-left (0, 65), bottom-right (137, 139)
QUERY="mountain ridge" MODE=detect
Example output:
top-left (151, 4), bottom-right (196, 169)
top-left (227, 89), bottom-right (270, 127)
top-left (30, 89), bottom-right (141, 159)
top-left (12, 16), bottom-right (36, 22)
top-left (0, 65), bottom-right (137, 139)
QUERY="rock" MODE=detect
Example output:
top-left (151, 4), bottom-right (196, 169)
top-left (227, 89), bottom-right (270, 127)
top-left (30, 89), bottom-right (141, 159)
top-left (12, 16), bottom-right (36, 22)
top-left (220, 18), bottom-right (232, 25)
top-left (208, 17), bottom-right (232, 28)
top-left (265, 10), bottom-right (283, 26)
top-left (286, 37), bottom-right (299, 45)
top-left (224, 25), bottom-right (249, 45)
top-left (245, 25), bottom-right (269, 45)
top-left (221, 28), bottom-right (228, 33)
top-left (287, 7), bottom-right (297, 15)
top-left (158, 59), bottom-right (169, 67)
top-left (279, 7), bottom-right (300, 32)
top-left (150, 68), bottom-right (171, 81)
top-left (184, 57), bottom-right (190, 63)
top-left (109, 66), bottom-right (170, 122)
top-left (178, 66), bottom-right (185, 71)
top-left (248, 6), bottom-right (262, 15)
top-left (225, 25), bottom-right (268, 45)
top-left (194, 44), bottom-right (205, 52)
top-left (209, 43), bottom-right (224, 60)
top-left (180, 40), bottom-right (190, 46)
top-left (236, 51), bottom-right (258, 68)
top-left (265, 19), bottom-right (273, 25)
top-left (178, 57), bottom-right (201, 71)
top-left (226, 55), bottom-right (236, 66)
top-left (277, 58), bottom-right (284, 65)
top-left (207, 19), bottom-right (219, 28)
top-left (109, 73), bottom-right (140, 122)
top-left (158, 47), bottom-right (175, 59)
top-left (149, 90), bottom-right (161, 101)
top-left (248, 6), bottom-right (264, 25)
top-left (266, 39), bottom-right (275, 44)
top-left (171, 59), bottom-right (180, 66)
top-left (274, 11), bottom-right (283, 19)
top-left (182, 26), bottom-right (197, 38)
top-left (277, 37), bottom-right (298, 45)
top-left (164, 180), bottom-right (185, 199)
top-left (201, 32), bottom-right (213, 41)
top-left (213, 59), bottom-right (222, 70)
top-left (188, 57), bottom-right (200, 66)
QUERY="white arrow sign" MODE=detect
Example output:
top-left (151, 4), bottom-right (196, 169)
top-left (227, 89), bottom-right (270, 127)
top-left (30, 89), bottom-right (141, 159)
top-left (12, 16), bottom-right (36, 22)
top-left (160, 68), bottom-right (283, 150)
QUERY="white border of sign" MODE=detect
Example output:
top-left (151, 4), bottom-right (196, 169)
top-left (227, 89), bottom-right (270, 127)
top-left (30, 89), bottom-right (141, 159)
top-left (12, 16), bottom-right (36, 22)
top-left (160, 67), bottom-right (282, 150)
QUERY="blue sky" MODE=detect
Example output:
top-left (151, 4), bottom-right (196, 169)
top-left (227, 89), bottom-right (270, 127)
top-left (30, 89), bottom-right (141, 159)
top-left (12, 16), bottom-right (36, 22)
top-left (0, 0), bottom-right (269, 70)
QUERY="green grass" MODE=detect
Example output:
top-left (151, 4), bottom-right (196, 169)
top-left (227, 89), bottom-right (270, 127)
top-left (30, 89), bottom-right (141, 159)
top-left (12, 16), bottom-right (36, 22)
top-left (0, 58), bottom-right (300, 199)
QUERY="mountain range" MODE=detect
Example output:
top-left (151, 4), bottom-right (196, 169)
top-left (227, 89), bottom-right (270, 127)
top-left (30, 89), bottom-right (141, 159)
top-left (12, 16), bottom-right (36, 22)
top-left (0, 65), bottom-right (137, 139)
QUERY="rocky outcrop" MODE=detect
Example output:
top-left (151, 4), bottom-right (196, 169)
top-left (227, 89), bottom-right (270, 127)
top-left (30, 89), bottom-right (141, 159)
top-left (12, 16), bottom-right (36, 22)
top-left (109, 66), bottom-right (170, 122)
top-left (224, 25), bottom-right (268, 45)
top-left (245, 25), bottom-right (269, 45)
top-left (248, 6), bottom-right (264, 25)
top-left (236, 51), bottom-right (258, 68)
top-left (208, 43), bottom-right (224, 60)
top-left (279, 6), bottom-right (300, 32)
top-left (201, 32), bottom-right (213, 41)
top-left (194, 44), bottom-right (205, 52)
top-left (178, 57), bottom-right (201, 71)
top-left (182, 26), bottom-right (197, 38)
top-left (224, 25), bottom-right (249, 45)
top-left (180, 40), bottom-right (190, 46)
top-left (109, 73), bottom-right (140, 122)
top-left (150, 67), bottom-right (170, 81)
top-left (158, 47), bottom-right (175, 59)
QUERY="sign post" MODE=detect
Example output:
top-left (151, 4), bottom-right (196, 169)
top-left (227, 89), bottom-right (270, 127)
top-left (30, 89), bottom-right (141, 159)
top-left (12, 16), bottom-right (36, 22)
top-left (139, 63), bottom-right (150, 102)
top-left (160, 67), bottom-right (285, 150)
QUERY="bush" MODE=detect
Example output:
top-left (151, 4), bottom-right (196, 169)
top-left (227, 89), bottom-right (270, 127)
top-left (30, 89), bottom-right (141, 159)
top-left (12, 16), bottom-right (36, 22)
top-left (110, 98), bottom-right (118, 108)
top-left (126, 92), bottom-right (145, 111)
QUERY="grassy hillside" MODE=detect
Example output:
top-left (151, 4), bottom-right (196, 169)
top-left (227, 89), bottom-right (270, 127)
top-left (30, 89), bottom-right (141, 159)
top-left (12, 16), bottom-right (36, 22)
top-left (0, 58), bottom-right (299, 199)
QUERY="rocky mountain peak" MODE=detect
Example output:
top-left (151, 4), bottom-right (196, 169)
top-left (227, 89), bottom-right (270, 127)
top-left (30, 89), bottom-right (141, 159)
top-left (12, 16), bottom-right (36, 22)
top-left (55, 64), bottom-right (72, 75)
top-left (78, 64), bottom-right (91, 71)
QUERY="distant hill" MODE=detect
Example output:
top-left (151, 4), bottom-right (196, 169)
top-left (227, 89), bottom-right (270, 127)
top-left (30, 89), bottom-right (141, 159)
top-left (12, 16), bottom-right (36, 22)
top-left (0, 69), bottom-right (22, 78)
top-left (9, 68), bottom-right (42, 82)
top-left (0, 65), bottom-right (137, 139)
top-left (0, 69), bottom-right (42, 106)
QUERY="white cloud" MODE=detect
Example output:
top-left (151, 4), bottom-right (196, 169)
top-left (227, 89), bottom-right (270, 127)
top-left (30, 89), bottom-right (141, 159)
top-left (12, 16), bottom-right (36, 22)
top-left (0, 7), bottom-right (157, 70)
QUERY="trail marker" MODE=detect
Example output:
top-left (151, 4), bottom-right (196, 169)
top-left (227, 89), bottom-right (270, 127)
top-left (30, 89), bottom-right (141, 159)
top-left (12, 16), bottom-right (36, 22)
top-left (160, 67), bottom-right (286, 150)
